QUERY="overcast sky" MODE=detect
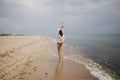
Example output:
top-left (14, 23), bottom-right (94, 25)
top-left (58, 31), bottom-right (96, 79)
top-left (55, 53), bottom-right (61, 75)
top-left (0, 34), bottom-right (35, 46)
top-left (0, 0), bottom-right (120, 36)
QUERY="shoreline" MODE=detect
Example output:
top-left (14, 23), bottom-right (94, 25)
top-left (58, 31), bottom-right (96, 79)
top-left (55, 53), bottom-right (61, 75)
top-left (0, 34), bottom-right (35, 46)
top-left (49, 57), bottom-right (99, 80)
top-left (0, 36), bottom-right (98, 80)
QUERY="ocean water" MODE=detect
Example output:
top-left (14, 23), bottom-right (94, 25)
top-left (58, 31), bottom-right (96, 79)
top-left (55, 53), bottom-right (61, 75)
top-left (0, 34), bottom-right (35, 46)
top-left (50, 34), bottom-right (120, 80)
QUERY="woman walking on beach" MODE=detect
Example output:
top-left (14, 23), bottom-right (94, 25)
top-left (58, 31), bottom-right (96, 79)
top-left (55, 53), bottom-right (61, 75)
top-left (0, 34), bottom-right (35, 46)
top-left (56, 22), bottom-right (65, 60)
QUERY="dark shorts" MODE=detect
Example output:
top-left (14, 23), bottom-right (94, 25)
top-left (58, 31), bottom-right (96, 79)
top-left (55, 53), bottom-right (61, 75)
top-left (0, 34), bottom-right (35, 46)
top-left (57, 42), bottom-right (63, 47)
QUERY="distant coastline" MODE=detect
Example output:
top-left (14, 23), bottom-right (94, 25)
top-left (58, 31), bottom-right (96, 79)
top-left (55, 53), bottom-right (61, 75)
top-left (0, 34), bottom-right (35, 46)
top-left (0, 33), bottom-right (25, 36)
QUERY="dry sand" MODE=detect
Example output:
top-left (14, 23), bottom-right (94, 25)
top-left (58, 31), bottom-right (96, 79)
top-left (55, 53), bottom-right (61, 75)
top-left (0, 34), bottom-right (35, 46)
top-left (0, 36), bottom-right (98, 80)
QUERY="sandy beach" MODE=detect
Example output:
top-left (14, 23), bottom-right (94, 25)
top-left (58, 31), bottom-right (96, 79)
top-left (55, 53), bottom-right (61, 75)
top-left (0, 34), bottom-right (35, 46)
top-left (0, 36), bottom-right (98, 80)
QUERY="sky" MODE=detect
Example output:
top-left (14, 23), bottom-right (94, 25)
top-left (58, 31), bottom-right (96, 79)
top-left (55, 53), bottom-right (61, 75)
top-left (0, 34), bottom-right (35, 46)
top-left (0, 0), bottom-right (120, 36)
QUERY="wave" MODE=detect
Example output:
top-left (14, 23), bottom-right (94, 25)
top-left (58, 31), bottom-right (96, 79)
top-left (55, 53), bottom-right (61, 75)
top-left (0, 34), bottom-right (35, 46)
top-left (50, 38), bottom-right (116, 80)
top-left (68, 55), bottom-right (115, 80)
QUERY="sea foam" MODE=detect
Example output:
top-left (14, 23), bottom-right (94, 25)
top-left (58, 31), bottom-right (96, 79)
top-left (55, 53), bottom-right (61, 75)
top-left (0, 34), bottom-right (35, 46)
top-left (50, 38), bottom-right (115, 80)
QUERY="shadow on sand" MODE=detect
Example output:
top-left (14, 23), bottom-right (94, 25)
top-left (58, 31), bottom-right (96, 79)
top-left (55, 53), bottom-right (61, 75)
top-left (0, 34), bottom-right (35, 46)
top-left (53, 59), bottom-right (64, 80)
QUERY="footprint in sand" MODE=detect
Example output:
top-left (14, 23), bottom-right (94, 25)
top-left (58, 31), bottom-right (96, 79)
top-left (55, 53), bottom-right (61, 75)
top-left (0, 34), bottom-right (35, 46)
top-left (45, 72), bottom-right (48, 78)
top-left (33, 67), bottom-right (37, 71)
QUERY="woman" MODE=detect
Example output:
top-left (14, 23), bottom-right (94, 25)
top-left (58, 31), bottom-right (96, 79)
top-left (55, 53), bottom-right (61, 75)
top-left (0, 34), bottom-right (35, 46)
top-left (56, 22), bottom-right (65, 60)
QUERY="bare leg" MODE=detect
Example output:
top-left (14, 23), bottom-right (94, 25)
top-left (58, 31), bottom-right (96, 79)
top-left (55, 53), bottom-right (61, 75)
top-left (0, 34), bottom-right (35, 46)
top-left (57, 43), bottom-right (61, 59)
top-left (60, 44), bottom-right (64, 60)
top-left (57, 43), bottom-right (64, 60)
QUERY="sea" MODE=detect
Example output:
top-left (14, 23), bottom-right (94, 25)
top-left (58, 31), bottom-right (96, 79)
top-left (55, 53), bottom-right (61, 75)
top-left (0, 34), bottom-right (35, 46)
top-left (50, 34), bottom-right (120, 80)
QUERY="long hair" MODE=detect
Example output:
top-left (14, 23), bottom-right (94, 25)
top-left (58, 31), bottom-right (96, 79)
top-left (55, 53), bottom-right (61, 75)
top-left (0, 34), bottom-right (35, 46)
top-left (59, 30), bottom-right (63, 37)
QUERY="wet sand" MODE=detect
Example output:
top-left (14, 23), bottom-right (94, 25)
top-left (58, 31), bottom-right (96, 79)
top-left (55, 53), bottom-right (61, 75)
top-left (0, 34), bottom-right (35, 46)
top-left (0, 36), bottom-right (98, 80)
